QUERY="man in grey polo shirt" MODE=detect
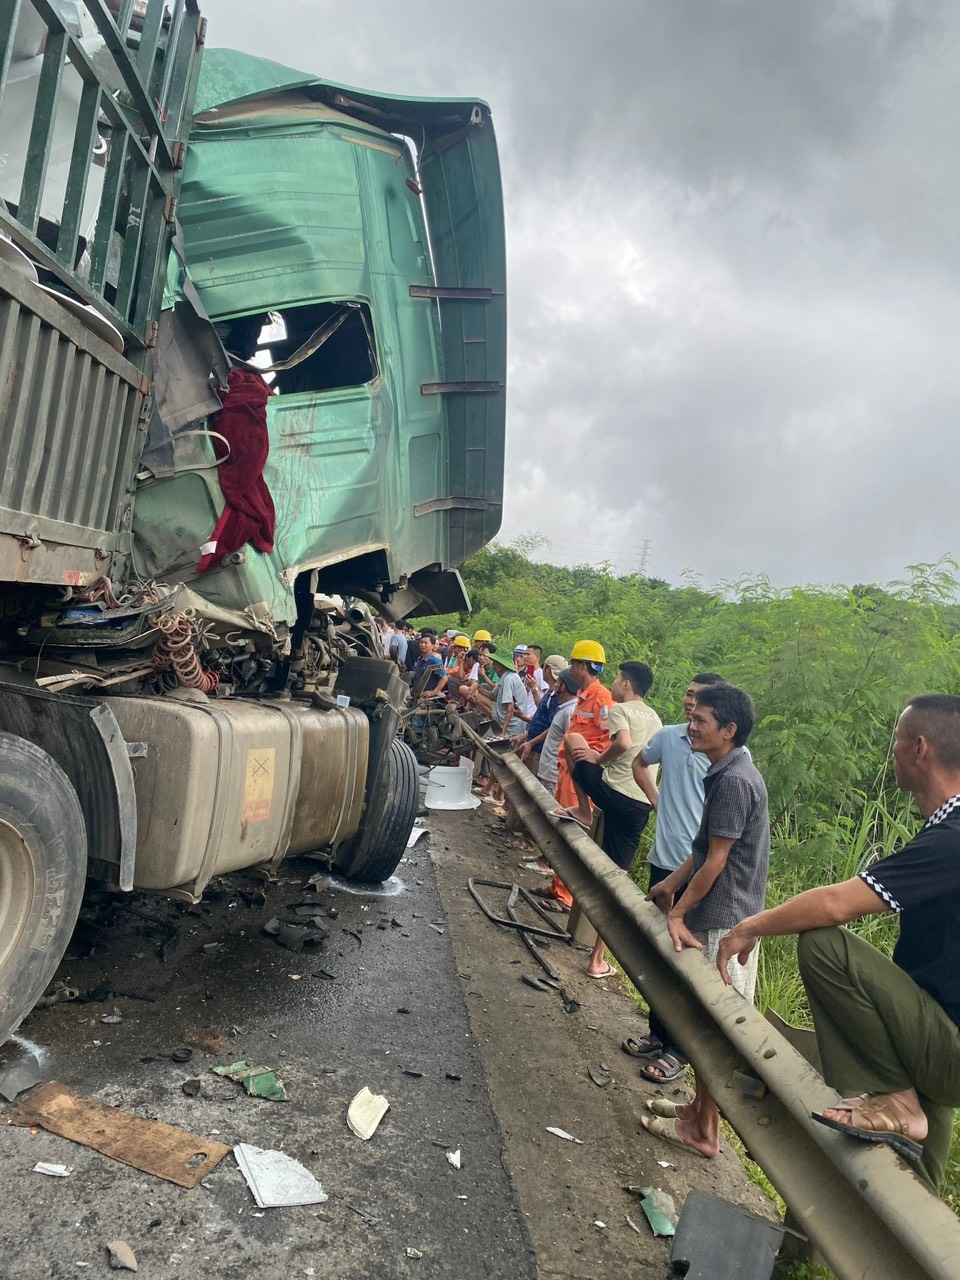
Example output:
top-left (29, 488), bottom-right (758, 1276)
top-left (640, 683), bottom-right (770, 1159)
top-left (622, 673), bottom-right (725, 1078)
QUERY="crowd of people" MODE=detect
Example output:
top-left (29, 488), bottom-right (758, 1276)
top-left (379, 618), bottom-right (960, 1193)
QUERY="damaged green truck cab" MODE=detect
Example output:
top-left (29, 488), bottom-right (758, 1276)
top-left (0, 10), bottom-right (505, 1045)
top-left (135, 50), bottom-right (506, 624)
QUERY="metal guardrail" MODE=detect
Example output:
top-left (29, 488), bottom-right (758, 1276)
top-left (464, 727), bottom-right (960, 1280)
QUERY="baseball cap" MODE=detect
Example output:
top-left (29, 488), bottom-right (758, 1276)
top-left (543, 654), bottom-right (569, 674)
top-left (557, 669), bottom-right (578, 694)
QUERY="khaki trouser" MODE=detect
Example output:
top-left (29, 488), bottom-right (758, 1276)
top-left (798, 926), bottom-right (960, 1190)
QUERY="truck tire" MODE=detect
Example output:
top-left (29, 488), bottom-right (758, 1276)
top-left (0, 732), bottom-right (87, 1045)
top-left (335, 738), bottom-right (418, 883)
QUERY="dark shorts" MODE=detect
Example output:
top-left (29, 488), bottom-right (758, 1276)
top-left (571, 760), bottom-right (652, 870)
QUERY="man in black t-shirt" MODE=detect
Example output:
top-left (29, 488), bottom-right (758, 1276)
top-left (718, 694), bottom-right (960, 1190)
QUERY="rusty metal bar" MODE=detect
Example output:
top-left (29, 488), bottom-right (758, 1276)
top-left (460, 723), bottom-right (960, 1280)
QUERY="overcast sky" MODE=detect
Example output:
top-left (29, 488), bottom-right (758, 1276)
top-left (199, 0), bottom-right (960, 588)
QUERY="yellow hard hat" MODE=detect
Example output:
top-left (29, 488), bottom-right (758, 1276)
top-left (570, 639), bottom-right (606, 664)
top-left (472, 628), bottom-right (493, 642)
top-left (451, 634), bottom-right (471, 648)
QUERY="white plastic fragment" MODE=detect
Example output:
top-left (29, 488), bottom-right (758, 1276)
top-left (656, 1160), bottom-right (675, 1169)
top-left (406, 1248), bottom-right (423, 1259)
top-left (106, 1240), bottom-right (138, 1271)
top-left (593, 1220), bottom-right (606, 1229)
top-left (33, 1162), bottom-right (72, 1177)
top-left (406, 826), bottom-right (428, 848)
top-left (446, 1149), bottom-right (461, 1169)
top-left (546, 1126), bottom-right (584, 1144)
top-left (347, 1086), bottom-right (390, 1140)
top-left (233, 1143), bottom-right (329, 1209)
top-left (626, 1215), bottom-right (642, 1235)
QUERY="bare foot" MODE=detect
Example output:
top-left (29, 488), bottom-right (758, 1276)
top-left (674, 1116), bottom-right (720, 1158)
top-left (820, 1088), bottom-right (928, 1143)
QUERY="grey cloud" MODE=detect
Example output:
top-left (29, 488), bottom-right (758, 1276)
top-left (198, 0), bottom-right (960, 586)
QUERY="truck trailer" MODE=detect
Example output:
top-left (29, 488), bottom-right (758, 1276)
top-left (0, 0), bottom-right (505, 1043)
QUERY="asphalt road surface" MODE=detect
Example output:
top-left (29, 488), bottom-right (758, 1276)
top-left (0, 802), bottom-right (772, 1279)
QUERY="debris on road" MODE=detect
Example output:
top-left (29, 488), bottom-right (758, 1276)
top-left (263, 918), bottom-right (326, 952)
top-left (546, 1127), bottom-right (584, 1144)
top-left (626, 1215), bottom-right (642, 1236)
top-left (212, 1061), bottom-right (287, 1101)
top-left (446, 1149), bottom-right (462, 1169)
top-left (0, 1052), bottom-right (43, 1102)
top-left (186, 1026), bottom-right (227, 1056)
top-left (346, 1203), bottom-right (381, 1226)
top-left (181, 1078), bottom-right (202, 1098)
top-left (406, 1246), bottom-right (423, 1258)
top-left (312, 969), bottom-right (338, 981)
top-left (668, 1190), bottom-right (784, 1279)
top-left (106, 1239), bottom-right (138, 1271)
top-left (587, 1066), bottom-right (611, 1088)
top-left (234, 1142), bottom-right (328, 1209)
top-left (347, 1086), bottom-right (389, 1140)
top-left (3, 1082), bottom-right (230, 1187)
top-left (635, 1186), bottom-right (678, 1238)
top-left (100, 1007), bottom-right (123, 1024)
top-left (32, 1162), bottom-right (72, 1177)
top-left (33, 981), bottom-right (79, 1008)
top-left (170, 1047), bottom-right (193, 1063)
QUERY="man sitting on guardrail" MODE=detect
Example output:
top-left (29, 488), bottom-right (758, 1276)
top-left (716, 694), bottom-right (960, 1190)
top-left (642, 683), bottom-right (770, 1159)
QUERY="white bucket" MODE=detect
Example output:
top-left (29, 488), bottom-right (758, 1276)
top-left (425, 764), bottom-right (480, 811)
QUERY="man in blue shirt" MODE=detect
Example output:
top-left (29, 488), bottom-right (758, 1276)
top-left (621, 673), bottom-right (725, 1080)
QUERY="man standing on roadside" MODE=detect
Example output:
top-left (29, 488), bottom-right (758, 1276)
top-left (622, 673), bottom-right (726, 1078)
top-left (716, 694), bottom-right (960, 1190)
top-left (641, 684), bottom-right (769, 1160)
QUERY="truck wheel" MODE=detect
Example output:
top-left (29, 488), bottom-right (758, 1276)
top-left (335, 738), bottom-right (418, 883)
top-left (0, 733), bottom-right (87, 1045)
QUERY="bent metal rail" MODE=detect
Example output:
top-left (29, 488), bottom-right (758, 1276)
top-left (462, 726), bottom-right (960, 1280)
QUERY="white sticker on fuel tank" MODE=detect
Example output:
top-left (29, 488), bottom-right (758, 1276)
top-left (243, 747), bottom-right (276, 822)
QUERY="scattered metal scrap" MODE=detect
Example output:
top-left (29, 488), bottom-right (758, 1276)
top-left (468, 877), bottom-right (580, 1011)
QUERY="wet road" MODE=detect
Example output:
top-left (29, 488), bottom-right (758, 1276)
top-left (0, 847), bottom-right (535, 1279)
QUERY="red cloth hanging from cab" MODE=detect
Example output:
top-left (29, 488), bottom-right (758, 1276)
top-left (197, 366), bottom-right (276, 572)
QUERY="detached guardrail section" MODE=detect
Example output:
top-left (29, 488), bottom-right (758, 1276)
top-left (465, 729), bottom-right (960, 1280)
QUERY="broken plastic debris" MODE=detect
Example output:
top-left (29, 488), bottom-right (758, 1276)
top-left (212, 1061), bottom-right (286, 1101)
top-left (33, 1162), bottom-right (72, 1176)
top-left (546, 1126), bottom-right (584, 1144)
top-left (347, 1086), bottom-right (389, 1140)
top-left (446, 1149), bottom-right (461, 1169)
top-left (587, 1067), bottom-right (611, 1087)
top-left (106, 1239), bottom-right (138, 1271)
top-left (593, 1220), bottom-right (606, 1229)
top-left (626, 1214), bottom-right (642, 1235)
top-left (406, 1246), bottom-right (423, 1258)
top-left (0, 1052), bottom-right (43, 1102)
top-left (406, 825), bottom-right (428, 848)
top-left (638, 1186), bottom-right (679, 1238)
top-left (181, 1078), bottom-right (202, 1098)
top-left (657, 1159), bottom-right (675, 1169)
top-left (234, 1143), bottom-right (328, 1209)
top-left (100, 1007), bottom-right (123, 1024)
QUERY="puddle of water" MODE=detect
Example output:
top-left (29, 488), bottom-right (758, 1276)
top-left (311, 874), bottom-right (405, 899)
top-left (8, 1033), bottom-right (49, 1067)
